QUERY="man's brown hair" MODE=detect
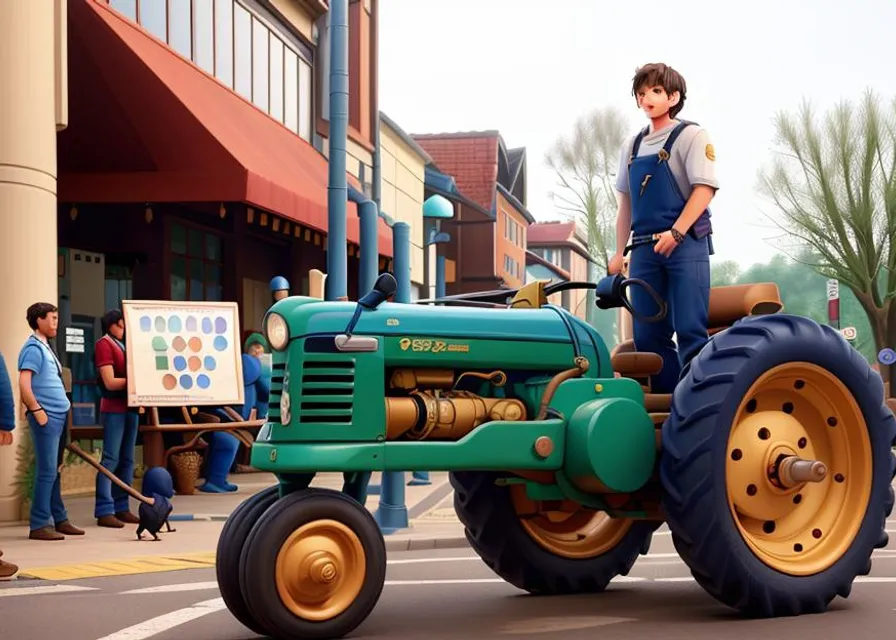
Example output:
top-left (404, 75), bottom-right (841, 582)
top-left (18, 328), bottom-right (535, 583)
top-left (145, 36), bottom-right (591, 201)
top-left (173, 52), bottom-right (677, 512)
top-left (631, 63), bottom-right (687, 118)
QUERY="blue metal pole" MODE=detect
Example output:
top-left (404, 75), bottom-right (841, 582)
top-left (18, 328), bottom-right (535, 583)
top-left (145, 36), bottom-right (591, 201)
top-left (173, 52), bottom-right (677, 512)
top-left (375, 222), bottom-right (410, 533)
top-left (436, 254), bottom-right (446, 299)
top-left (348, 187), bottom-right (378, 295)
top-left (325, 0), bottom-right (349, 301)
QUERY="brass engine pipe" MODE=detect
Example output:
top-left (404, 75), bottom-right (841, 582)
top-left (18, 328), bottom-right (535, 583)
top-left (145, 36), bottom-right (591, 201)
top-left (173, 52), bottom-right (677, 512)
top-left (535, 356), bottom-right (590, 420)
top-left (385, 392), bottom-right (527, 440)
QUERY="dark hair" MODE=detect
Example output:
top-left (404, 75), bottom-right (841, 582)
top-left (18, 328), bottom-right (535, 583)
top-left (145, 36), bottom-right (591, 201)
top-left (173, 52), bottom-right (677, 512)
top-left (26, 302), bottom-right (58, 330)
top-left (102, 309), bottom-right (124, 333)
top-left (631, 63), bottom-right (687, 118)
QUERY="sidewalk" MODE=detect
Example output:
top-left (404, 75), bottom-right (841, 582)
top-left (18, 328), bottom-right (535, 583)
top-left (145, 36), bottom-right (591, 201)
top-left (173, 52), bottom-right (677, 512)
top-left (0, 471), bottom-right (466, 581)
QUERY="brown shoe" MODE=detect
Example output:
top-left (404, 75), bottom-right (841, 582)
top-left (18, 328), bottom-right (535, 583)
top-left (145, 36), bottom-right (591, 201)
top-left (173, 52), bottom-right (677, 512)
top-left (55, 520), bottom-right (85, 536)
top-left (115, 511), bottom-right (140, 525)
top-left (0, 559), bottom-right (18, 580)
top-left (97, 515), bottom-right (124, 529)
top-left (29, 526), bottom-right (64, 541)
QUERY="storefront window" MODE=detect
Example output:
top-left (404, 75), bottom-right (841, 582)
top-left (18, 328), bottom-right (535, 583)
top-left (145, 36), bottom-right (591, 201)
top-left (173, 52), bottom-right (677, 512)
top-left (168, 0), bottom-right (192, 59)
top-left (111, 0), bottom-right (313, 142)
top-left (170, 222), bottom-right (224, 301)
top-left (193, 0), bottom-right (215, 74)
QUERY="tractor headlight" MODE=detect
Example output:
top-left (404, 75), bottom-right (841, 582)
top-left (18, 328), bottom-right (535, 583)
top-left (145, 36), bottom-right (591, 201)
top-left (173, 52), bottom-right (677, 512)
top-left (266, 313), bottom-right (289, 351)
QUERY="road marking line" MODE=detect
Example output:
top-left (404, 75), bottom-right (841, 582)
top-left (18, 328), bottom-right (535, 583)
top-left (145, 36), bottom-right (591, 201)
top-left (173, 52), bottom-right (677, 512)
top-left (120, 582), bottom-right (219, 595)
top-left (0, 584), bottom-right (98, 598)
top-left (94, 597), bottom-right (226, 640)
top-left (385, 579), bottom-right (505, 586)
top-left (650, 576), bottom-right (896, 584)
top-left (387, 556), bottom-right (479, 565)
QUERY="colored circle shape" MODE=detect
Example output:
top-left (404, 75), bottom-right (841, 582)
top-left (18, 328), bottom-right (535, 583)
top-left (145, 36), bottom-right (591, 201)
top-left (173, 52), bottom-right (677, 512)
top-left (879, 348), bottom-right (896, 366)
top-left (151, 336), bottom-right (168, 351)
top-left (154, 316), bottom-right (166, 332)
top-left (215, 317), bottom-right (227, 334)
top-left (162, 374), bottom-right (177, 390)
top-left (196, 374), bottom-right (211, 389)
top-left (204, 356), bottom-right (217, 371)
top-left (188, 356), bottom-right (202, 372)
top-left (172, 336), bottom-right (187, 352)
top-left (214, 336), bottom-right (228, 351)
top-left (180, 374), bottom-right (193, 389)
top-left (140, 316), bottom-right (152, 332)
top-left (173, 355), bottom-right (187, 372)
top-left (185, 316), bottom-right (198, 332)
top-left (168, 315), bottom-right (182, 332)
top-left (202, 317), bottom-right (213, 334)
top-left (188, 337), bottom-right (203, 352)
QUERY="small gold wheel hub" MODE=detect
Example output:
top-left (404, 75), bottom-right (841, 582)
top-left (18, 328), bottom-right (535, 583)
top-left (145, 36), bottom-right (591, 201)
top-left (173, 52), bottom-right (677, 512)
top-left (726, 363), bottom-right (871, 576)
top-left (510, 485), bottom-right (633, 559)
top-left (275, 520), bottom-right (366, 621)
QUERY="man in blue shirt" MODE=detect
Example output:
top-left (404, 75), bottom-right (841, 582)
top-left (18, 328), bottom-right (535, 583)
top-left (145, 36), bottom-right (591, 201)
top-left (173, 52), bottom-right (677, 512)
top-left (17, 302), bottom-right (84, 540)
top-left (0, 351), bottom-right (18, 578)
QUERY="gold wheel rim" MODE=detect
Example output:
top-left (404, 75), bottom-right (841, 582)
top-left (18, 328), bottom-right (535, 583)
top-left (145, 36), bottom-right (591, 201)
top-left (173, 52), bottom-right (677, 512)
top-left (274, 519), bottom-right (366, 621)
top-left (726, 362), bottom-right (871, 576)
top-left (511, 486), bottom-right (633, 559)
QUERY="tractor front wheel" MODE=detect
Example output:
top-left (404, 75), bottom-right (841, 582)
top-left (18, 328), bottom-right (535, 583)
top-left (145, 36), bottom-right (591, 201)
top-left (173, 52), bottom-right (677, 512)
top-left (450, 471), bottom-right (659, 594)
top-left (239, 488), bottom-right (387, 640)
top-left (660, 313), bottom-right (896, 617)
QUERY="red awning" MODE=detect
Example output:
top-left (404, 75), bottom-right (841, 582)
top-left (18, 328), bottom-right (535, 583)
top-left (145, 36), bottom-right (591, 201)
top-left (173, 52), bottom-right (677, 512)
top-left (60, 0), bottom-right (392, 256)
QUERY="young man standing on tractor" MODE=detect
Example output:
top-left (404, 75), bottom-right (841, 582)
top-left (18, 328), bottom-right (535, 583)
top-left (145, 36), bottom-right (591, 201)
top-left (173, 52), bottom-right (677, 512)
top-left (608, 62), bottom-right (719, 394)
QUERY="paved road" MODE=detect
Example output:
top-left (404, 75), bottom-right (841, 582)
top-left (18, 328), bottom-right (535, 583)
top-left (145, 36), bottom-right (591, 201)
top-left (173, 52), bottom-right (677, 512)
top-left (2, 521), bottom-right (896, 640)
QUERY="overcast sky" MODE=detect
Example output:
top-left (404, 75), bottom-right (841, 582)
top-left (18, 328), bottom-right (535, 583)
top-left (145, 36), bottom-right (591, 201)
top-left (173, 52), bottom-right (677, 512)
top-left (377, 0), bottom-right (895, 269)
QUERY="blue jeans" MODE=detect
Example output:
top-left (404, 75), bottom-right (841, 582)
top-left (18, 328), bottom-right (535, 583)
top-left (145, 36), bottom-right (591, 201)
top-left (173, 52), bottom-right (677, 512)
top-left (629, 234), bottom-right (711, 394)
top-left (94, 411), bottom-right (139, 518)
top-left (28, 412), bottom-right (69, 531)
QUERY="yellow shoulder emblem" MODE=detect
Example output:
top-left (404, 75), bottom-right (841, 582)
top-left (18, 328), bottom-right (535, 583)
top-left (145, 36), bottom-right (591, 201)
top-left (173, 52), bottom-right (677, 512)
top-left (705, 143), bottom-right (715, 161)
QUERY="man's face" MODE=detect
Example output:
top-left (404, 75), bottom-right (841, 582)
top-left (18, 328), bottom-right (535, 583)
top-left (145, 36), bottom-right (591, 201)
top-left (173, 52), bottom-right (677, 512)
top-left (248, 343), bottom-right (265, 358)
top-left (39, 311), bottom-right (59, 338)
top-left (111, 319), bottom-right (125, 339)
top-left (636, 84), bottom-right (678, 119)
top-left (273, 289), bottom-right (288, 301)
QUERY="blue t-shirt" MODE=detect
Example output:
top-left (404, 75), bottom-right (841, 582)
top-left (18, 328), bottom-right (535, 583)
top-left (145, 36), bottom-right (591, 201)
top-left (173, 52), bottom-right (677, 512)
top-left (17, 336), bottom-right (70, 417)
top-left (0, 351), bottom-right (15, 431)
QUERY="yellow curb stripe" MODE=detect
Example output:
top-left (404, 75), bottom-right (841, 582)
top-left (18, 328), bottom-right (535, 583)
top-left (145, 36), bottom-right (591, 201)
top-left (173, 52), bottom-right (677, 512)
top-left (19, 551), bottom-right (217, 581)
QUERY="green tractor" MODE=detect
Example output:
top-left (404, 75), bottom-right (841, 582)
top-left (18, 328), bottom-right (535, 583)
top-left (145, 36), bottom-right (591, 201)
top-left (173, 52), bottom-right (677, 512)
top-left (215, 273), bottom-right (896, 640)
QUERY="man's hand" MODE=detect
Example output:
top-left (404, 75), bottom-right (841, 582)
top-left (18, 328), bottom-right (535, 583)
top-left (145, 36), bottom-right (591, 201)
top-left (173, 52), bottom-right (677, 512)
top-left (0, 431), bottom-right (13, 446)
top-left (608, 252), bottom-right (625, 275)
top-left (653, 231), bottom-right (680, 257)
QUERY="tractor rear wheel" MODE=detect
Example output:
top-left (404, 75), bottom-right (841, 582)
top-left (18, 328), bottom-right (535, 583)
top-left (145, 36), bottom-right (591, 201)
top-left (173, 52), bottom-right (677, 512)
top-left (450, 471), bottom-right (659, 594)
top-left (660, 313), bottom-right (896, 617)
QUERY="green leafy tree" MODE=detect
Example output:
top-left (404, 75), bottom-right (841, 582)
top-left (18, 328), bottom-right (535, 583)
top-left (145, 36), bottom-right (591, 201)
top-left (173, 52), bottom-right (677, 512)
top-left (546, 106), bottom-right (629, 344)
top-left (757, 91), bottom-right (896, 393)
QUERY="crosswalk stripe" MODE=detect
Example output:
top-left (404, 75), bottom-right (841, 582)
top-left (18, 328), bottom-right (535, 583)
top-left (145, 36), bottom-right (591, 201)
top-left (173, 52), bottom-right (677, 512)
top-left (94, 598), bottom-right (226, 640)
top-left (120, 582), bottom-right (219, 595)
top-left (0, 584), bottom-right (98, 597)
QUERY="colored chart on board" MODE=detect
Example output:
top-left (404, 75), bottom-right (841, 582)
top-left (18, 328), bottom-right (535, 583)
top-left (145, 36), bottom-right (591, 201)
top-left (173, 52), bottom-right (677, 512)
top-left (122, 301), bottom-right (244, 407)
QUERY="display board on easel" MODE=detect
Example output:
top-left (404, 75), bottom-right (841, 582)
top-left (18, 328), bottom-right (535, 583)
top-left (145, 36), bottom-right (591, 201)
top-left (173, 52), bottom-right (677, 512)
top-left (121, 300), bottom-right (245, 407)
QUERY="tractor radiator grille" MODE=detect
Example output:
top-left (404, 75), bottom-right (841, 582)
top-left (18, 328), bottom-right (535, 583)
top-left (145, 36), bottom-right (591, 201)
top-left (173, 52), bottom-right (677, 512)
top-left (267, 361), bottom-right (286, 424)
top-left (299, 359), bottom-right (355, 424)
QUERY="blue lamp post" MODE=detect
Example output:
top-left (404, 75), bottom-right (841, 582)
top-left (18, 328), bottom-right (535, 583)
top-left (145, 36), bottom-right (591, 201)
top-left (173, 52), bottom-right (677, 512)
top-left (407, 195), bottom-right (455, 487)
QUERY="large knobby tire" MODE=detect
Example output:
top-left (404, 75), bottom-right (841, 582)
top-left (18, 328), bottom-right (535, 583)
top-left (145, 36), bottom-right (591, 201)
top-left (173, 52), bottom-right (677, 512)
top-left (239, 488), bottom-right (387, 640)
top-left (660, 313), bottom-right (896, 617)
top-left (215, 484), bottom-right (280, 635)
top-left (450, 470), bottom-right (660, 594)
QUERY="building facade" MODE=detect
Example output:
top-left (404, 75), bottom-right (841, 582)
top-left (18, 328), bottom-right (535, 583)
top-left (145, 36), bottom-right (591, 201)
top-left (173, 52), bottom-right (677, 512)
top-left (527, 221), bottom-right (593, 320)
top-left (413, 131), bottom-right (534, 295)
top-left (0, 0), bottom-right (409, 522)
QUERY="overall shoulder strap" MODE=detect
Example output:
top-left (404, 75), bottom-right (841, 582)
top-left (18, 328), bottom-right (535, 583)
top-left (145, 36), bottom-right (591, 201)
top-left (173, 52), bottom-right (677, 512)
top-left (661, 120), bottom-right (698, 156)
top-left (629, 126), bottom-right (650, 161)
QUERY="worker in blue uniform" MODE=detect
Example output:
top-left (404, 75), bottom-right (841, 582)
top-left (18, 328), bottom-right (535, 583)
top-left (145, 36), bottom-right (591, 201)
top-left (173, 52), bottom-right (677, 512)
top-left (609, 62), bottom-right (719, 394)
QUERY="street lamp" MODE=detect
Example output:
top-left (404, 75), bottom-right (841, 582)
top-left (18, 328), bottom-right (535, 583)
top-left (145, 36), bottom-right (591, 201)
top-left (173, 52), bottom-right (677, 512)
top-left (422, 194), bottom-right (455, 301)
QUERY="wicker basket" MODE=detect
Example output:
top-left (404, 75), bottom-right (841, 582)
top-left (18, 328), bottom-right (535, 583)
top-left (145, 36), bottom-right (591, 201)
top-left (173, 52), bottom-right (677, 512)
top-left (169, 450), bottom-right (202, 495)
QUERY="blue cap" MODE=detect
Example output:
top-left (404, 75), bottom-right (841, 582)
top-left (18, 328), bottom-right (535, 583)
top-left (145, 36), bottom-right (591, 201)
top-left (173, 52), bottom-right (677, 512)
top-left (270, 276), bottom-right (290, 292)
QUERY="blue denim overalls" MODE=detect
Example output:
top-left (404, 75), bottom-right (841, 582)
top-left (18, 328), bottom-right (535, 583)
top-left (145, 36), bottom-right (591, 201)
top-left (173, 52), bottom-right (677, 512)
top-left (626, 121), bottom-right (713, 394)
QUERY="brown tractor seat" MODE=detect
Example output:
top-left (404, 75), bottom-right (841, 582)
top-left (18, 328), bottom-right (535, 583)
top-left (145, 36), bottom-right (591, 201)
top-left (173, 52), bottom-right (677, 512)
top-left (611, 282), bottom-right (783, 380)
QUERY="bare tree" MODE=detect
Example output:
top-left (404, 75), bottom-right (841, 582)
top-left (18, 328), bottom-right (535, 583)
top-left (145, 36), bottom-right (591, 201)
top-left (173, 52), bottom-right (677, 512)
top-left (546, 107), bottom-right (629, 332)
top-left (757, 90), bottom-right (896, 395)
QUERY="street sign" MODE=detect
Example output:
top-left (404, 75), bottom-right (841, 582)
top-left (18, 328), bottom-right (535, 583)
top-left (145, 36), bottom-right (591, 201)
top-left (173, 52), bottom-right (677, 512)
top-left (840, 326), bottom-right (857, 340)
top-left (826, 279), bottom-right (839, 300)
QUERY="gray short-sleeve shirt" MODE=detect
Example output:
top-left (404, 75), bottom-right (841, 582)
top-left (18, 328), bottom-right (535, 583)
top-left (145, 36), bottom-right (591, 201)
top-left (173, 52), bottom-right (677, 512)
top-left (614, 120), bottom-right (719, 199)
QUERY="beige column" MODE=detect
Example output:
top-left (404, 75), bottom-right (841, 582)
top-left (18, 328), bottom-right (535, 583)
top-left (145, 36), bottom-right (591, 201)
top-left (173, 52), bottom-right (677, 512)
top-left (0, 0), bottom-right (67, 523)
